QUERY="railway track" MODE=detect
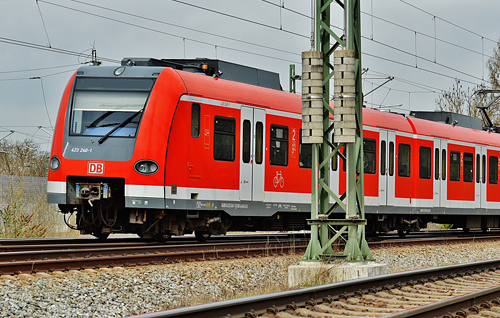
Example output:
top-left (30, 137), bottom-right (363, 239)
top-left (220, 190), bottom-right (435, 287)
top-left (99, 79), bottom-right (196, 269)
top-left (0, 236), bottom-right (309, 275)
top-left (2, 233), bottom-right (500, 276)
top-left (127, 259), bottom-right (500, 318)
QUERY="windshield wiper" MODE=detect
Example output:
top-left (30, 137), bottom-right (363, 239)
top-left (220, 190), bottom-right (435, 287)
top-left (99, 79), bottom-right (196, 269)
top-left (98, 109), bottom-right (143, 144)
top-left (87, 111), bottom-right (114, 128)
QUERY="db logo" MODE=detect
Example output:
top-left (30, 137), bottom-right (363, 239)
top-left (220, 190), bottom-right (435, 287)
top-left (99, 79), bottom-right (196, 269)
top-left (88, 162), bottom-right (104, 175)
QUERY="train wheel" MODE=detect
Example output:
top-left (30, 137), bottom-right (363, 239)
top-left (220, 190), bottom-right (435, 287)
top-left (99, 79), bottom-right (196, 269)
top-left (155, 233), bottom-right (172, 243)
top-left (195, 231), bottom-right (212, 242)
top-left (92, 230), bottom-right (110, 240)
top-left (397, 230), bottom-right (408, 238)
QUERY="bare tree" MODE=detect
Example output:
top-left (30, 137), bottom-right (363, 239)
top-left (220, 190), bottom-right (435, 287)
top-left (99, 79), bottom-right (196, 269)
top-left (436, 38), bottom-right (500, 126)
top-left (487, 40), bottom-right (500, 89)
top-left (0, 139), bottom-right (48, 177)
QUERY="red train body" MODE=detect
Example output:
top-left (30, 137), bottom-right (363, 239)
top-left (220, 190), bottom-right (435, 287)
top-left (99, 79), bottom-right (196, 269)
top-left (47, 58), bottom-right (500, 240)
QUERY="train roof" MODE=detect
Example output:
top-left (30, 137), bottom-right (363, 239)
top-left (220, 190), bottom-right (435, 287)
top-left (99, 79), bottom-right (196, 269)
top-left (173, 67), bottom-right (500, 147)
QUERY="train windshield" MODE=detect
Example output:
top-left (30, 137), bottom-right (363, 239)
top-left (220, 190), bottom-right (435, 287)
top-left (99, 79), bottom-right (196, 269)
top-left (70, 77), bottom-right (155, 138)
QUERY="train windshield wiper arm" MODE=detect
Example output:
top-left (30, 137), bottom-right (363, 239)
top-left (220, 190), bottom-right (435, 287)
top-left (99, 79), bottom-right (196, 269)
top-left (87, 111), bottom-right (113, 128)
top-left (97, 109), bottom-right (143, 144)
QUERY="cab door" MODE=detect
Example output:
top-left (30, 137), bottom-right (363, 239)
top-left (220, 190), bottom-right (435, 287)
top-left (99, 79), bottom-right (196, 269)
top-left (240, 106), bottom-right (265, 201)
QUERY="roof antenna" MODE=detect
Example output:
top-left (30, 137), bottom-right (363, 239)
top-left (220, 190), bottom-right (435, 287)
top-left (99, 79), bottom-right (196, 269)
top-left (91, 46), bottom-right (101, 66)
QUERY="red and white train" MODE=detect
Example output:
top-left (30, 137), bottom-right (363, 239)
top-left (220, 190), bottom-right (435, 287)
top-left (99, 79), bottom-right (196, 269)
top-left (47, 58), bottom-right (500, 240)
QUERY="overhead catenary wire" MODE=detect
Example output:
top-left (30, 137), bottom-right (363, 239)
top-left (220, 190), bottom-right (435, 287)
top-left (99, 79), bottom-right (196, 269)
top-left (399, 0), bottom-right (497, 44)
top-left (37, 0), bottom-right (301, 64)
top-left (62, 0), bottom-right (300, 58)
top-left (30, 77), bottom-right (54, 131)
top-left (35, 0), bottom-right (52, 48)
top-left (36, 0), bottom-right (490, 95)
top-left (0, 36), bottom-right (120, 64)
top-left (0, 0), bottom-right (495, 121)
top-left (30, 0), bottom-right (491, 90)
top-left (0, 63), bottom-right (80, 74)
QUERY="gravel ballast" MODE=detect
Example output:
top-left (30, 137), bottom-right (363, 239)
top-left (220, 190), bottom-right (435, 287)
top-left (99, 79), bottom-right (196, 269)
top-left (2, 240), bottom-right (500, 317)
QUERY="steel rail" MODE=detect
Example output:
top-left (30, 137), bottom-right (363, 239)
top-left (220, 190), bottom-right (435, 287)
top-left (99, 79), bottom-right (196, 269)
top-left (124, 259), bottom-right (500, 318)
top-left (0, 240), bottom-right (309, 275)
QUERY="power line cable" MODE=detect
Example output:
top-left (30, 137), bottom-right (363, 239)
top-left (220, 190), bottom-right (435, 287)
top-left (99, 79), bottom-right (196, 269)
top-left (0, 63), bottom-right (80, 74)
top-left (38, 0), bottom-right (301, 64)
top-left (361, 11), bottom-right (493, 61)
top-left (170, 0), bottom-right (309, 39)
top-left (362, 51), bottom-right (481, 87)
top-left (64, 0), bottom-right (299, 58)
top-left (29, 77), bottom-right (53, 130)
top-left (0, 68), bottom-right (78, 82)
top-left (35, 0), bottom-right (52, 47)
top-left (0, 36), bottom-right (120, 63)
top-left (399, 0), bottom-right (497, 44)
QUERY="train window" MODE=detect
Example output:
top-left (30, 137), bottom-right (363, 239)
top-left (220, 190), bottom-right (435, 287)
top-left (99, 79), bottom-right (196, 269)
top-left (213, 116), bottom-right (235, 161)
top-left (70, 78), bottom-right (155, 138)
top-left (442, 149), bottom-right (446, 180)
top-left (463, 153), bottom-right (473, 183)
top-left (398, 143), bottom-right (411, 177)
top-left (449, 151), bottom-right (460, 181)
top-left (191, 104), bottom-right (200, 138)
top-left (434, 148), bottom-right (439, 180)
top-left (380, 141), bottom-right (386, 176)
top-left (419, 147), bottom-right (431, 179)
top-left (489, 156), bottom-right (498, 184)
top-left (332, 148), bottom-right (338, 171)
top-left (270, 125), bottom-right (288, 166)
top-left (476, 154), bottom-right (480, 183)
top-left (363, 138), bottom-right (376, 174)
top-left (242, 120), bottom-right (251, 164)
top-left (298, 129), bottom-right (312, 169)
top-left (389, 142), bottom-right (394, 176)
top-left (482, 155), bottom-right (486, 184)
top-left (341, 145), bottom-right (346, 172)
top-left (255, 122), bottom-right (263, 165)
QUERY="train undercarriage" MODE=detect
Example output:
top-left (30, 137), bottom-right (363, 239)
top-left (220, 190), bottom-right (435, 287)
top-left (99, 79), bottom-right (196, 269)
top-left (57, 175), bottom-right (500, 239)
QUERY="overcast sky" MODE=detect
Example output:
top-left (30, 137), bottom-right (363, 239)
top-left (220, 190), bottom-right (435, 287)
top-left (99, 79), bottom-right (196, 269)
top-left (1, 0), bottom-right (499, 151)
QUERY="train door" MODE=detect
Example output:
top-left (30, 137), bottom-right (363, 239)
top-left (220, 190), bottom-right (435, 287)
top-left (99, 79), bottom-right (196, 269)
top-left (240, 106), bottom-right (265, 201)
top-left (379, 130), bottom-right (388, 206)
top-left (386, 131), bottom-right (396, 206)
top-left (476, 145), bottom-right (487, 208)
top-left (433, 139), bottom-right (443, 207)
top-left (329, 127), bottom-right (339, 200)
top-left (439, 139), bottom-right (448, 207)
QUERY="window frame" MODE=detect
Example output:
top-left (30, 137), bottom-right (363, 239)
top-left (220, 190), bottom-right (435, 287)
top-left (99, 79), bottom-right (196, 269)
top-left (489, 156), bottom-right (498, 185)
top-left (397, 143), bottom-right (411, 177)
top-left (191, 103), bottom-right (200, 138)
top-left (463, 152), bottom-right (473, 183)
top-left (255, 121), bottom-right (263, 165)
top-left (269, 124), bottom-right (289, 166)
top-left (419, 146), bottom-right (432, 179)
top-left (449, 150), bottom-right (460, 182)
top-left (298, 129), bottom-right (312, 169)
top-left (213, 116), bottom-right (236, 162)
top-left (380, 140), bottom-right (386, 176)
top-left (363, 138), bottom-right (377, 175)
top-left (242, 119), bottom-right (251, 164)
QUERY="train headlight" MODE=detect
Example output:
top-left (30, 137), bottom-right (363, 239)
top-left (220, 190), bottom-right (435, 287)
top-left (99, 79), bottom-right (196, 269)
top-left (134, 160), bottom-right (159, 175)
top-left (49, 156), bottom-right (60, 171)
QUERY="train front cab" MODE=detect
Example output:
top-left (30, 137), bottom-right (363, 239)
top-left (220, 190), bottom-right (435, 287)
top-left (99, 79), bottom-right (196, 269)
top-left (47, 66), bottom-right (188, 240)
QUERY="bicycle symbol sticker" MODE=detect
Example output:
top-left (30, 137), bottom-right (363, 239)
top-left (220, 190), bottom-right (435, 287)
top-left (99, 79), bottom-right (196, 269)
top-left (273, 170), bottom-right (285, 188)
